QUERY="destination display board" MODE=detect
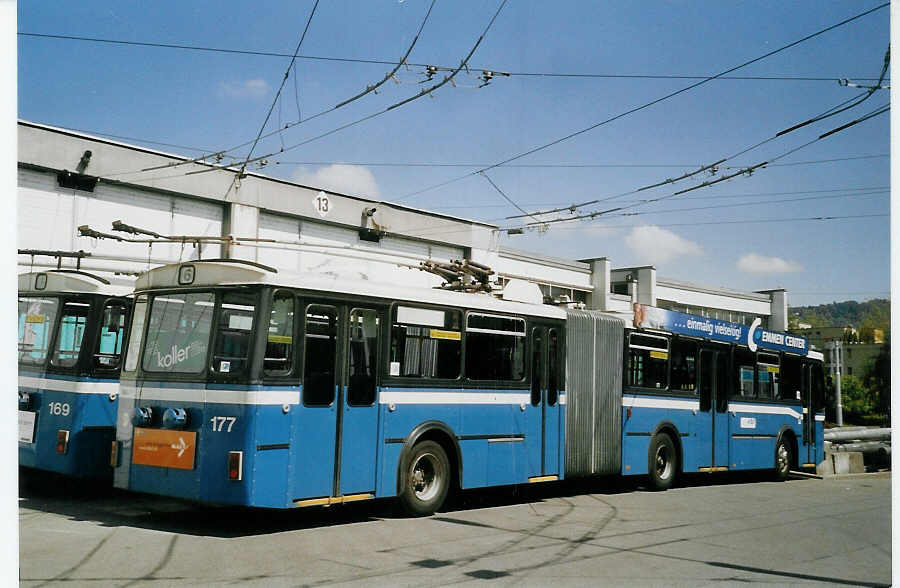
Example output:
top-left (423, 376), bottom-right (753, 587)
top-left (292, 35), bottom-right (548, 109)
top-left (633, 304), bottom-right (808, 355)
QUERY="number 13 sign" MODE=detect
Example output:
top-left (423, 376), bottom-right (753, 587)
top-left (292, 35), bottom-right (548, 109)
top-left (313, 191), bottom-right (331, 218)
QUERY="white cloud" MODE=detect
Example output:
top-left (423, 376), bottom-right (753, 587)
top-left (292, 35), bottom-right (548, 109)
top-left (624, 225), bottom-right (703, 263)
top-left (217, 79), bottom-right (269, 99)
top-left (292, 164), bottom-right (381, 199)
top-left (737, 253), bottom-right (802, 274)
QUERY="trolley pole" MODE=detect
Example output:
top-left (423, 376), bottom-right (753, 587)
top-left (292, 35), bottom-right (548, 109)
top-left (834, 340), bottom-right (843, 426)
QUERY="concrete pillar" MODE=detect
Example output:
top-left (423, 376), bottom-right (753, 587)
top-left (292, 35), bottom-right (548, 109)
top-left (758, 288), bottom-right (787, 331)
top-left (588, 257), bottom-right (611, 310)
top-left (226, 203), bottom-right (260, 261)
top-left (636, 266), bottom-right (656, 306)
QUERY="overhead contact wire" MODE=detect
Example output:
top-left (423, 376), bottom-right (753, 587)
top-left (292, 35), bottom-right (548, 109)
top-left (397, 3), bottom-right (889, 203)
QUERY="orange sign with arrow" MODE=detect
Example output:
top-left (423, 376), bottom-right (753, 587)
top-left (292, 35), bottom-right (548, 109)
top-left (132, 428), bottom-right (197, 470)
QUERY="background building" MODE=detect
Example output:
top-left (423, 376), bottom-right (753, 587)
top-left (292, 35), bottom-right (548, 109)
top-left (18, 120), bottom-right (790, 331)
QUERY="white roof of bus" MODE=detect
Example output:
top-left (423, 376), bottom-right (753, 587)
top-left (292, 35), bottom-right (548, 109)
top-left (135, 260), bottom-right (569, 320)
top-left (18, 271), bottom-right (132, 297)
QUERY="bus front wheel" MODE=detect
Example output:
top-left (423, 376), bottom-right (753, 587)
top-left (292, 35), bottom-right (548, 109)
top-left (648, 433), bottom-right (677, 491)
top-left (399, 440), bottom-right (450, 516)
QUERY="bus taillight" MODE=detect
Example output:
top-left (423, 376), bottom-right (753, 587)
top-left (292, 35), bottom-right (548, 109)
top-left (228, 451), bottom-right (243, 481)
top-left (110, 440), bottom-right (120, 467)
top-left (56, 430), bottom-right (70, 454)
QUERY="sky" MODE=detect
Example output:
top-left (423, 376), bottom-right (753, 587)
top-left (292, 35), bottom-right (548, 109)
top-left (16, 1), bottom-right (892, 307)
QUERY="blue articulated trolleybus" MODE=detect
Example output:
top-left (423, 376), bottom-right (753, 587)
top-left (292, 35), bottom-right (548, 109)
top-left (113, 260), bottom-right (823, 514)
top-left (18, 271), bottom-right (131, 478)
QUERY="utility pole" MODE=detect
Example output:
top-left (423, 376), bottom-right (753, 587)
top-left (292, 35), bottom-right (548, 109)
top-left (827, 340), bottom-right (844, 426)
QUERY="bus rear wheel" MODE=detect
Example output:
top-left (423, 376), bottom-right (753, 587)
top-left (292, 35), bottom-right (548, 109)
top-left (774, 437), bottom-right (792, 481)
top-left (648, 433), bottom-right (677, 491)
top-left (399, 441), bottom-right (450, 516)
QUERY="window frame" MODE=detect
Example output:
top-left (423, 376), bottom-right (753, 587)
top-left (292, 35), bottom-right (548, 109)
top-left (262, 289), bottom-right (298, 381)
top-left (669, 336), bottom-right (699, 396)
top-left (756, 352), bottom-right (780, 401)
top-left (49, 299), bottom-right (92, 370)
top-left (92, 297), bottom-right (130, 375)
top-left (625, 331), bottom-right (671, 392)
top-left (300, 302), bottom-right (340, 408)
top-left (464, 311), bottom-right (527, 385)
top-left (385, 302), bottom-right (463, 386)
top-left (777, 352), bottom-right (805, 403)
top-left (140, 290), bottom-right (218, 377)
top-left (346, 307), bottom-right (380, 407)
top-left (17, 294), bottom-right (62, 369)
top-left (732, 346), bottom-right (758, 399)
top-left (209, 290), bottom-right (259, 380)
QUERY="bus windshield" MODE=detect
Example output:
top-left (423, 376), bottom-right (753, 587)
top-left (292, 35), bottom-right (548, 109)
top-left (142, 292), bottom-right (215, 374)
top-left (18, 296), bottom-right (60, 366)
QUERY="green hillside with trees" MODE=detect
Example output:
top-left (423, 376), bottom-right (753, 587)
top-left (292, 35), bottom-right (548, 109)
top-left (789, 298), bottom-right (890, 426)
top-left (788, 298), bottom-right (890, 332)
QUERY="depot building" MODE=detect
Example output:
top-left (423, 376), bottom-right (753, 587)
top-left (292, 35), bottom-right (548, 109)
top-left (17, 120), bottom-right (788, 330)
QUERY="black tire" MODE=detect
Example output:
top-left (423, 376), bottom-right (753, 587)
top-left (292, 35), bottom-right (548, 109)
top-left (648, 433), bottom-right (677, 491)
top-left (399, 440), bottom-right (450, 516)
top-left (774, 437), bottom-right (792, 481)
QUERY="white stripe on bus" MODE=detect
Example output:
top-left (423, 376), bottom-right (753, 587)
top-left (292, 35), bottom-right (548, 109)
top-left (18, 376), bottom-right (119, 395)
top-left (623, 396), bottom-right (806, 421)
top-left (118, 385), bottom-right (299, 406)
top-left (379, 391), bottom-right (531, 405)
top-left (728, 404), bottom-right (802, 420)
top-left (622, 396), bottom-right (700, 411)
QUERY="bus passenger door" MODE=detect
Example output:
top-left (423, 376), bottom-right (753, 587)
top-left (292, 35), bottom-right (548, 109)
top-left (713, 351), bottom-right (730, 468)
top-left (297, 303), bottom-right (341, 500)
top-left (529, 326), bottom-right (560, 478)
top-left (698, 350), bottom-right (715, 467)
top-left (337, 307), bottom-right (381, 496)
top-left (699, 349), bottom-right (730, 469)
top-left (801, 362), bottom-right (822, 466)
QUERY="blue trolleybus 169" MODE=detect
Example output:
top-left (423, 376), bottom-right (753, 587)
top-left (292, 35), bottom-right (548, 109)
top-left (18, 270), bottom-right (131, 478)
top-left (113, 260), bottom-right (823, 514)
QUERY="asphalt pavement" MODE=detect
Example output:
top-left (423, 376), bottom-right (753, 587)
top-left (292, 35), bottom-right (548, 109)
top-left (18, 469), bottom-right (892, 587)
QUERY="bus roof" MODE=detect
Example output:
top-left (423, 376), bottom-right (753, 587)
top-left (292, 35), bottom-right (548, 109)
top-left (18, 270), bottom-right (132, 297)
top-left (134, 260), bottom-right (570, 320)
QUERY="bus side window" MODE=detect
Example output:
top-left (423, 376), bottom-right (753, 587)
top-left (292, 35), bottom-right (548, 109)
top-left (465, 313), bottom-right (526, 381)
top-left (715, 352), bottom-right (729, 412)
top-left (347, 309), bottom-right (379, 406)
top-left (389, 305), bottom-right (461, 380)
top-left (212, 292), bottom-right (256, 376)
top-left (264, 290), bottom-right (295, 376)
top-left (50, 300), bottom-right (90, 368)
top-left (303, 305), bottom-right (337, 406)
top-left (18, 296), bottom-right (60, 366)
top-left (95, 300), bottom-right (128, 370)
top-left (699, 350), bottom-right (712, 411)
top-left (627, 333), bottom-right (668, 389)
top-left (123, 296), bottom-right (148, 373)
top-left (670, 339), bottom-right (697, 393)
top-left (547, 328), bottom-right (559, 405)
top-left (733, 348), bottom-right (756, 398)
top-left (757, 353), bottom-right (779, 399)
top-left (811, 363), bottom-right (825, 411)
top-left (780, 356), bottom-right (802, 401)
top-left (530, 328), bottom-right (543, 406)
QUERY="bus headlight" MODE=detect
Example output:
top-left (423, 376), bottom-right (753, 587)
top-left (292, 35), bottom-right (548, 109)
top-left (162, 407), bottom-right (188, 429)
top-left (132, 406), bottom-right (153, 427)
